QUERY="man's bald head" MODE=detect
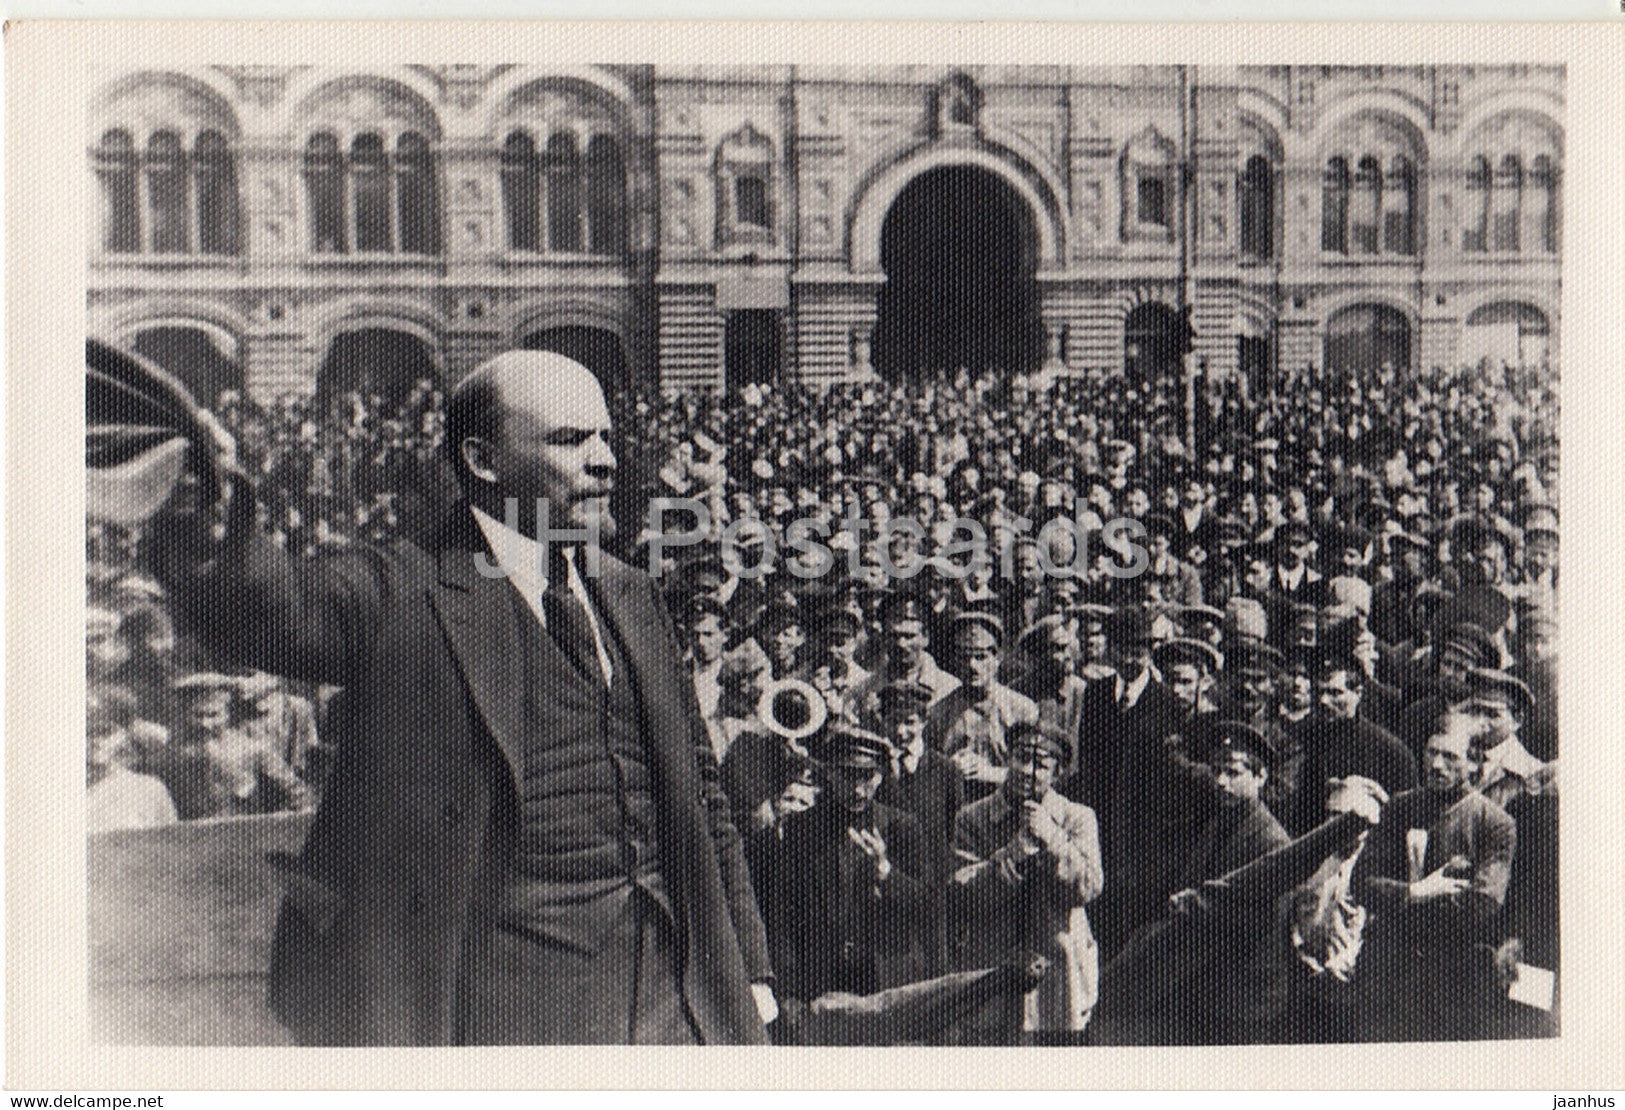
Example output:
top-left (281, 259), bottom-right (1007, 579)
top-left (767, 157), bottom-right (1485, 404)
top-left (446, 350), bottom-right (601, 483)
top-left (446, 349), bottom-right (616, 536)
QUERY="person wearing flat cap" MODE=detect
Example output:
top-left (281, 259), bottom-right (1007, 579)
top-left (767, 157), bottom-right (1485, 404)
top-left (949, 720), bottom-right (1104, 1043)
top-left (1352, 712), bottom-right (1516, 1042)
top-left (926, 611), bottom-right (1040, 798)
top-left (1174, 721), bottom-right (1292, 894)
top-left (1064, 606), bottom-right (1182, 838)
top-left (1013, 615), bottom-right (1088, 770)
top-left (750, 726), bottom-right (936, 1009)
top-left (1177, 604), bottom-right (1227, 654)
top-left (1004, 537), bottom-right (1051, 638)
top-left (1224, 641), bottom-right (1282, 720)
top-left (848, 593), bottom-right (960, 729)
top-left (1370, 529), bottom-right (1436, 648)
top-left (1152, 637), bottom-right (1224, 720)
top-left (756, 602), bottom-right (810, 682)
top-left (1284, 651), bottom-right (1417, 837)
top-left (1510, 609), bottom-right (1558, 763)
top-left (1396, 619), bottom-right (1504, 759)
top-left (1461, 668), bottom-right (1544, 809)
top-left (1106, 636), bottom-right (1229, 955)
top-left (1072, 604), bottom-right (1119, 684)
top-left (1151, 720), bottom-right (1293, 1044)
top-left (804, 606), bottom-right (872, 722)
top-left (679, 595), bottom-right (732, 760)
top-left (875, 679), bottom-right (964, 903)
top-left (1270, 521), bottom-right (1329, 609)
top-left (1514, 506), bottom-right (1559, 614)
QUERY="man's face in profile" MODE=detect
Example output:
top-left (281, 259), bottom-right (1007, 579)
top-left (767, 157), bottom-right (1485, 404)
top-left (481, 359), bottom-right (617, 539)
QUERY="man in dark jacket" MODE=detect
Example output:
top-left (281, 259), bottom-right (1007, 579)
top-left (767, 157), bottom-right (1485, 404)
top-left (753, 727), bottom-right (936, 1004)
top-left (157, 350), bottom-right (774, 1045)
top-left (1352, 713), bottom-right (1516, 1042)
top-left (1285, 653), bottom-right (1418, 836)
top-left (1157, 720), bottom-right (1292, 1043)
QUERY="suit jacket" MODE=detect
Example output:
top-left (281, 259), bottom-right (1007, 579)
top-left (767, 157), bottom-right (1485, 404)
top-left (1065, 674), bottom-right (1183, 819)
top-left (178, 508), bottom-right (771, 1045)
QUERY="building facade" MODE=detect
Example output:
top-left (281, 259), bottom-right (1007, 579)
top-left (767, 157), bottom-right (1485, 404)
top-left (87, 64), bottom-right (1563, 403)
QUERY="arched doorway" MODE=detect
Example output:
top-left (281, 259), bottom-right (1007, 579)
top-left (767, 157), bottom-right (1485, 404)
top-left (871, 165), bottom-right (1042, 382)
top-left (1324, 304), bottom-right (1411, 379)
top-left (521, 325), bottom-right (631, 400)
top-left (129, 326), bottom-right (243, 406)
top-left (725, 310), bottom-right (782, 388)
top-left (1123, 302), bottom-right (1182, 382)
top-left (315, 327), bottom-right (439, 414)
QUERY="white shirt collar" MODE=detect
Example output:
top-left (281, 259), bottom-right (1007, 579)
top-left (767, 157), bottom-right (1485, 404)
top-left (472, 504), bottom-right (551, 608)
top-left (470, 506), bottom-right (614, 684)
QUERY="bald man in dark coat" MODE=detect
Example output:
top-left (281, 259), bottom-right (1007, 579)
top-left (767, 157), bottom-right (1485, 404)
top-left (159, 351), bottom-right (773, 1045)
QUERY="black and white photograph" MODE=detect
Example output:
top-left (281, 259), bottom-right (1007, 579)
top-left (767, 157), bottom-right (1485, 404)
top-left (9, 18), bottom-right (1625, 1093)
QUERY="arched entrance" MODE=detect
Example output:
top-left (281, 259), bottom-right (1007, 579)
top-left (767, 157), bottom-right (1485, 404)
top-left (1123, 303), bottom-right (1182, 382)
top-left (521, 325), bottom-right (631, 400)
top-left (871, 165), bottom-right (1042, 382)
top-left (129, 326), bottom-right (243, 405)
top-left (315, 328), bottom-right (439, 413)
top-left (1325, 304), bottom-right (1411, 379)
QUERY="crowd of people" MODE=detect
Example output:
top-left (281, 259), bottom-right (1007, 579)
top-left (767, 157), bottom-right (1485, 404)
top-left (85, 351), bottom-right (1560, 1045)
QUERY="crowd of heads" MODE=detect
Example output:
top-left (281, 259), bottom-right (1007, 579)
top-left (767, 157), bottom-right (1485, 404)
top-left (85, 355), bottom-right (1558, 822)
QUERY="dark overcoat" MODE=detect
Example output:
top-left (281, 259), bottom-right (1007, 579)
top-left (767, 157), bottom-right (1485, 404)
top-left (180, 509), bottom-right (772, 1045)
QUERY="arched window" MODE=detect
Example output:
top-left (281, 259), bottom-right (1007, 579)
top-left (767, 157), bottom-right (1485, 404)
top-left (1350, 156), bottom-right (1382, 255)
top-left (314, 328), bottom-right (439, 415)
top-left (395, 131), bottom-right (440, 255)
top-left (1321, 157), bottom-right (1349, 253)
top-left (1238, 154), bottom-right (1273, 260)
top-left (1528, 154), bottom-right (1557, 254)
top-left (1462, 156), bottom-right (1491, 253)
top-left (501, 130), bottom-right (541, 251)
top-left (146, 130), bottom-right (191, 253)
top-left (584, 134), bottom-right (627, 254)
top-left (1382, 155), bottom-right (1415, 255)
top-left (1492, 154), bottom-right (1522, 252)
top-left (193, 130), bottom-right (240, 256)
top-left (546, 132), bottom-right (583, 252)
top-left (94, 129), bottom-right (141, 254)
top-left (304, 132), bottom-right (347, 253)
top-left (350, 133), bottom-right (392, 252)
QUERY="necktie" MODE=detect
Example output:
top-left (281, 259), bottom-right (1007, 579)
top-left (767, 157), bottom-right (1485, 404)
top-left (545, 550), bottom-right (604, 686)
